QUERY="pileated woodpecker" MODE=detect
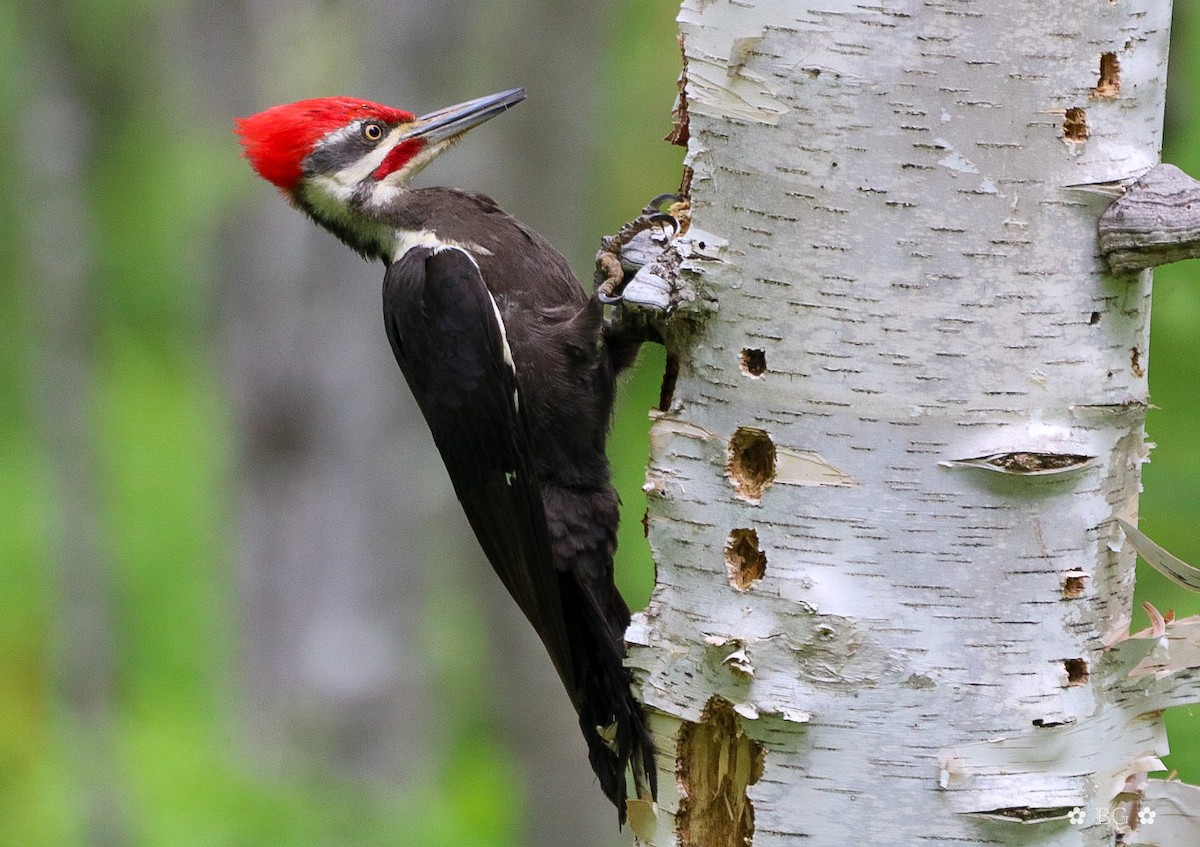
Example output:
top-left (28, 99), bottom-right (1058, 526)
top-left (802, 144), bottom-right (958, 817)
top-left (236, 89), bottom-right (655, 821)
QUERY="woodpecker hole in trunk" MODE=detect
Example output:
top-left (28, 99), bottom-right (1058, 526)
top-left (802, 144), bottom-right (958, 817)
top-left (1063, 107), bottom-right (1089, 143)
top-left (1095, 52), bottom-right (1120, 98)
top-left (725, 529), bottom-right (767, 591)
top-left (727, 427), bottom-right (776, 502)
top-left (676, 697), bottom-right (764, 847)
top-left (739, 348), bottom-right (767, 377)
top-left (1063, 658), bottom-right (1089, 686)
top-left (1062, 572), bottom-right (1087, 600)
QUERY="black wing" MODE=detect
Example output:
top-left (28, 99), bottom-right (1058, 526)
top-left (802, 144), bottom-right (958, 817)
top-left (382, 245), bottom-right (576, 693)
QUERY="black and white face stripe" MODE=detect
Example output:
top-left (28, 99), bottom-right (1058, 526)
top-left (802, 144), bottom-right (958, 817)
top-left (294, 121), bottom-right (413, 261)
top-left (304, 125), bottom-right (458, 215)
top-left (303, 119), bottom-right (400, 184)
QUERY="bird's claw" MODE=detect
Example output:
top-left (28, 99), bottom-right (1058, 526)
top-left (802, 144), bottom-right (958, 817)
top-left (593, 196), bottom-right (689, 302)
top-left (642, 193), bottom-right (682, 216)
top-left (645, 213), bottom-right (679, 243)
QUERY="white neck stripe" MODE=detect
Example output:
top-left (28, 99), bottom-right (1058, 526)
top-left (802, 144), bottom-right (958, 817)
top-left (392, 229), bottom-right (493, 264)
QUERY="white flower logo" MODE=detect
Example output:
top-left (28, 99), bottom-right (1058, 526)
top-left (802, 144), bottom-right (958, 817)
top-left (1068, 807), bottom-right (1086, 826)
top-left (1138, 807), bottom-right (1156, 826)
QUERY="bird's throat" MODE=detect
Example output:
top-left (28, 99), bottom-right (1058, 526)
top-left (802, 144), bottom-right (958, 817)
top-left (297, 177), bottom-right (397, 263)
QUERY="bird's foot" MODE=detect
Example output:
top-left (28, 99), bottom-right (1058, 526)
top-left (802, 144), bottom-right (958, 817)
top-left (598, 193), bottom-right (718, 411)
top-left (594, 195), bottom-right (689, 304)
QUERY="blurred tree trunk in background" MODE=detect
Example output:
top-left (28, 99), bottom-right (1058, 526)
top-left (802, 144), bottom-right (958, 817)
top-left (223, 0), bottom-right (447, 786)
top-left (23, 9), bottom-right (127, 847)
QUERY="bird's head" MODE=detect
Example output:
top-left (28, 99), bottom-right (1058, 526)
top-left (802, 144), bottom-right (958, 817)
top-left (236, 88), bottom-right (525, 260)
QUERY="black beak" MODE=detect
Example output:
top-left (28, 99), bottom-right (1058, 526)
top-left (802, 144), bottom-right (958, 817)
top-left (403, 88), bottom-right (526, 145)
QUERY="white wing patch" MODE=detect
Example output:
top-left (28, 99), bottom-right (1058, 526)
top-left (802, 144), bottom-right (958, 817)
top-left (487, 291), bottom-right (521, 413)
top-left (398, 238), bottom-right (519, 414)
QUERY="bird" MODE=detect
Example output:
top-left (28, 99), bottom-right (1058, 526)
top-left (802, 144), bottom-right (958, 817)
top-left (235, 88), bottom-right (656, 823)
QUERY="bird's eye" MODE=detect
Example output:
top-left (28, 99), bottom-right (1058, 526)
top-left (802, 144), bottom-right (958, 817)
top-left (362, 122), bottom-right (384, 142)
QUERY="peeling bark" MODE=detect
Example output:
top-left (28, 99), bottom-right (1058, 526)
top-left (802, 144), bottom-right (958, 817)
top-left (627, 1), bottom-right (1195, 844)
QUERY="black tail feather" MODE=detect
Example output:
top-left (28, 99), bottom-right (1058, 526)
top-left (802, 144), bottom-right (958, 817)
top-left (559, 572), bottom-right (658, 824)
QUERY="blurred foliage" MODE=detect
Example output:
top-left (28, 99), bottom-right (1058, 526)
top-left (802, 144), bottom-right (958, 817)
top-left (2, 2), bottom-right (1200, 845)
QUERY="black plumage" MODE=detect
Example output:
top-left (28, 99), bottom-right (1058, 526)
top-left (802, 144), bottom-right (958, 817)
top-left (379, 194), bottom-right (655, 820)
top-left (238, 89), bottom-right (656, 822)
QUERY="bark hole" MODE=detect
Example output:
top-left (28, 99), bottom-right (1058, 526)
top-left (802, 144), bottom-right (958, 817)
top-left (995, 452), bottom-right (1092, 473)
top-left (727, 427), bottom-right (776, 502)
top-left (1130, 346), bottom-right (1144, 377)
top-left (1062, 572), bottom-right (1088, 599)
top-left (1063, 107), bottom-right (1089, 143)
top-left (1089, 310), bottom-right (1101, 325)
top-left (725, 529), bottom-right (767, 590)
top-left (1063, 658), bottom-right (1089, 686)
top-left (677, 697), bottom-right (765, 847)
top-left (1095, 52), bottom-right (1120, 98)
top-left (739, 348), bottom-right (767, 377)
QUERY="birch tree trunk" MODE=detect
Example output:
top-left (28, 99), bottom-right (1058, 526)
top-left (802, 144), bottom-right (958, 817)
top-left (627, 2), bottom-right (1200, 845)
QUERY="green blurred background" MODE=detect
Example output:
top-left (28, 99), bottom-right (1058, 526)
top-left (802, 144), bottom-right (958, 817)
top-left (1, 3), bottom-right (1198, 845)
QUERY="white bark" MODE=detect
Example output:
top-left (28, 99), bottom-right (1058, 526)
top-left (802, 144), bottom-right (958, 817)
top-left (627, 2), bottom-right (1200, 845)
